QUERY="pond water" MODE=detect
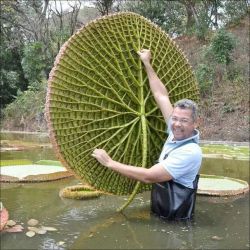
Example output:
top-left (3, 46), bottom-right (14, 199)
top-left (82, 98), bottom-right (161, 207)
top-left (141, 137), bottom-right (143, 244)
top-left (0, 132), bottom-right (249, 249)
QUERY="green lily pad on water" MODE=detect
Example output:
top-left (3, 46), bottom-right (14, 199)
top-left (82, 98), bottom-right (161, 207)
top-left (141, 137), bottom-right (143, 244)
top-left (0, 159), bottom-right (33, 167)
top-left (35, 160), bottom-right (62, 166)
top-left (0, 164), bottom-right (73, 182)
top-left (201, 144), bottom-right (249, 160)
top-left (198, 174), bottom-right (249, 196)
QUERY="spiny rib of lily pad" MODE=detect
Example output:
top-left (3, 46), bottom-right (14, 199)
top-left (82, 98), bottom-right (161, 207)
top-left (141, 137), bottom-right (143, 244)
top-left (117, 181), bottom-right (141, 212)
top-left (49, 99), bottom-right (122, 114)
top-left (79, 22), bottom-right (142, 92)
top-left (108, 119), bottom-right (139, 159)
top-left (147, 123), bottom-right (166, 139)
top-left (160, 57), bottom-right (187, 81)
top-left (97, 168), bottom-right (117, 190)
top-left (151, 38), bottom-right (171, 66)
top-left (52, 113), bottom-right (134, 133)
top-left (55, 128), bottom-right (127, 147)
top-left (73, 122), bottom-right (138, 159)
top-left (66, 39), bottom-right (140, 98)
top-left (51, 118), bottom-right (138, 139)
top-left (93, 168), bottom-right (131, 195)
top-left (148, 131), bottom-right (163, 154)
top-left (170, 73), bottom-right (195, 89)
top-left (93, 19), bottom-right (140, 85)
top-left (56, 56), bottom-right (130, 106)
top-left (126, 124), bottom-right (142, 165)
top-left (95, 168), bottom-right (119, 192)
top-left (171, 87), bottom-right (198, 100)
top-left (109, 15), bottom-right (140, 54)
top-left (57, 59), bottom-right (138, 111)
top-left (95, 160), bottom-right (134, 194)
top-left (115, 21), bottom-right (138, 66)
top-left (118, 100), bottom-right (148, 210)
top-left (54, 65), bottom-right (115, 95)
top-left (72, 116), bottom-right (138, 146)
top-left (49, 107), bottom-right (124, 119)
top-left (51, 82), bottom-right (137, 112)
top-left (115, 128), bottom-right (135, 163)
top-left (52, 109), bottom-right (133, 127)
top-left (155, 46), bottom-right (177, 72)
top-left (67, 37), bottom-right (140, 104)
top-left (167, 69), bottom-right (193, 87)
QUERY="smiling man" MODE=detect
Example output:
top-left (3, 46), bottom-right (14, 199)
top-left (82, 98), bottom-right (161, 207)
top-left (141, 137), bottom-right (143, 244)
top-left (92, 49), bottom-right (202, 220)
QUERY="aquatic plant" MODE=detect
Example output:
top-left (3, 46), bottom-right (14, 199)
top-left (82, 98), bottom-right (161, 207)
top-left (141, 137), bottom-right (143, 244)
top-left (46, 12), bottom-right (199, 211)
top-left (198, 174), bottom-right (249, 196)
top-left (60, 185), bottom-right (103, 200)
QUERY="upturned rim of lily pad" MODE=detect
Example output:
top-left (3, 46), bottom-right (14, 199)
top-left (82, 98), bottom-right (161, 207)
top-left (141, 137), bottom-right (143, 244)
top-left (198, 174), bottom-right (249, 196)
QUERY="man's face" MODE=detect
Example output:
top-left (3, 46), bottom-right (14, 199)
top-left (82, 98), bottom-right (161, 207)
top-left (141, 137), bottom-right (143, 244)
top-left (170, 107), bottom-right (197, 141)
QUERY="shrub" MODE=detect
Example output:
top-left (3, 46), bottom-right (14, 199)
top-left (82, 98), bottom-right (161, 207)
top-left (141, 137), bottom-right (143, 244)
top-left (2, 81), bottom-right (47, 131)
top-left (210, 29), bottom-right (236, 65)
top-left (195, 63), bottom-right (214, 97)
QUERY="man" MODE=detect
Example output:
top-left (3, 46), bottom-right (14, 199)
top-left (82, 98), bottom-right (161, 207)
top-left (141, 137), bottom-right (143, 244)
top-left (92, 49), bottom-right (202, 220)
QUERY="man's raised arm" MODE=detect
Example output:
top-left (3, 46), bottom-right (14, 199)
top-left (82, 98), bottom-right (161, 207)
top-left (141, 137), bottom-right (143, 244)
top-left (137, 49), bottom-right (173, 122)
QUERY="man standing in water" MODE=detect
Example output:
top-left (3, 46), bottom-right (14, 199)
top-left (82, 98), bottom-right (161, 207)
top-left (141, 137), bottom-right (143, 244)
top-left (92, 49), bottom-right (202, 220)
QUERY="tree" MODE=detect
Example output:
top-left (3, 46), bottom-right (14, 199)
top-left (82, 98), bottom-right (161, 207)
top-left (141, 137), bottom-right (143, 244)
top-left (94, 0), bottom-right (116, 15)
top-left (122, 0), bottom-right (186, 37)
top-left (223, 0), bottom-right (249, 25)
top-left (0, 0), bottom-right (82, 108)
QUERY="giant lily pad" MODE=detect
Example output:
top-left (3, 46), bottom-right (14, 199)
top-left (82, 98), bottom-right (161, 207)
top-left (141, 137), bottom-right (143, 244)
top-left (198, 174), bottom-right (249, 196)
top-left (0, 165), bottom-right (72, 182)
top-left (46, 12), bottom-right (199, 209)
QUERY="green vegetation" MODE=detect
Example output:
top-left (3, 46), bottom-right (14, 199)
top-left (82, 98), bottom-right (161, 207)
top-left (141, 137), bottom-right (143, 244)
top-left (0, 159), bottom-right (33, 167)
top-left (0, 159), bottom-right (62, 167)
top-left (201, 144), bottom-right (249, 160)
top-left (60, 185), bottom-right (103, 200)
top-left (0, 0), bottom-right (248, 147)
top-left (35, 160), bottom-right (62, 166)
top-left (1, 0), bottom-right (248, 134)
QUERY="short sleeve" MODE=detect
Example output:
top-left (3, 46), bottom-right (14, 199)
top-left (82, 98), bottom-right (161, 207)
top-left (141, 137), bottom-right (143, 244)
top-left (160, 144), bottom-right (202, 188)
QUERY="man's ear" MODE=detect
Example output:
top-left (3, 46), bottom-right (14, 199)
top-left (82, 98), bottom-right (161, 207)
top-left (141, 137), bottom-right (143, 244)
top-left (195, 117), bottom-right (203, 129)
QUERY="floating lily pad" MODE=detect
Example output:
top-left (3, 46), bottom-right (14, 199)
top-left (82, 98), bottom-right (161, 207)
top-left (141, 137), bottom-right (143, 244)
top-left (35, 160), bottom-right (62, 166)
top-left (0, 159), bottom-right (33, 167)
top-left (60, 185), bottom-right (103, 200)
top-left (0, 165), bottom-right (72, 182)
top-left (198, 174), bottom-right (249, 196)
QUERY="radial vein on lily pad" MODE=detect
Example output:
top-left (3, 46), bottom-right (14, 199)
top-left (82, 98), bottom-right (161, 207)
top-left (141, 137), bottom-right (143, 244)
top-left (46, 12), bottom-right (199, 211)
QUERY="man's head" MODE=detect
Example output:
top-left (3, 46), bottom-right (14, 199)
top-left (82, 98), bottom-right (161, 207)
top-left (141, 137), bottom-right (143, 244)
top-left (170, 99), bottom-right (198, 141)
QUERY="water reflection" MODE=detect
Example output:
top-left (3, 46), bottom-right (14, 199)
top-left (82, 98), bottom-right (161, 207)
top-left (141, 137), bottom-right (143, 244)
top-left (0, 178), bottom-right (249, 250)
top-left (0, 132), bottom-right (249, 249)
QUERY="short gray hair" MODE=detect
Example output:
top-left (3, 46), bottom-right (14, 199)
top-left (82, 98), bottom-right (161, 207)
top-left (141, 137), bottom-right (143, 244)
top-left (174, 99), bottom-right (198, 121)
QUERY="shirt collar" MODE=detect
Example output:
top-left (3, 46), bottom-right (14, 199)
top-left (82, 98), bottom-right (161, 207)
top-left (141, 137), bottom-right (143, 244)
top-left (167, 129), bottom-right (200, 144)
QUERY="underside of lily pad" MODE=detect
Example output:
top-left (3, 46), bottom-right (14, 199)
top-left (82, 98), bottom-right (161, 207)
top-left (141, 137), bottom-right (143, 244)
top-left (46, 12), bottom-right (199, 199)
top-left (59, 184), bottom-right (104, 200)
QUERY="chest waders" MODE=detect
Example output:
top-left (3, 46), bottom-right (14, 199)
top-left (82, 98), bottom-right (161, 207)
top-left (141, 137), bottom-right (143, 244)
top-left (151, 140), bottom-right (200, 220)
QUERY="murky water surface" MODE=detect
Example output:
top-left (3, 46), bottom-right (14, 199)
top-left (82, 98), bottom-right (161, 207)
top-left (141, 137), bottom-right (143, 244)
top-left (1, 132), bottom-right (249, 249)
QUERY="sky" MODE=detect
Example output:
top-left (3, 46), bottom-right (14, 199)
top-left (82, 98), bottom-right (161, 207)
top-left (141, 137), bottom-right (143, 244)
top-left (48, 0), bottom-right (94, 12)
